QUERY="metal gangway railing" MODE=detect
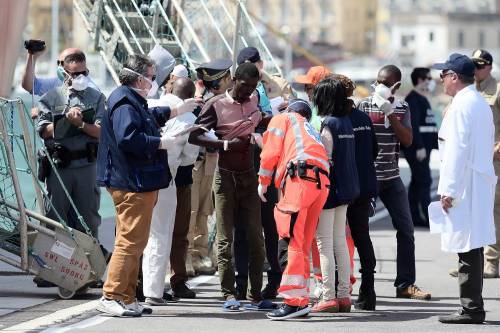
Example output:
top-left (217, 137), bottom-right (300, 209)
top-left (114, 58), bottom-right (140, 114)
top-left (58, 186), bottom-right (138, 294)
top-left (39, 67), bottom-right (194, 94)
top-left (73, 0), bottom-right (282, 84)
top-left (0, 98), bottom-right (106, 299)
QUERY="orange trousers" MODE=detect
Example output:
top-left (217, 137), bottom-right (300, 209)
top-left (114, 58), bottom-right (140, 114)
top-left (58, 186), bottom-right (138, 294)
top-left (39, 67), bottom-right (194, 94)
top-left (275, 174), bottom-right (329, 307)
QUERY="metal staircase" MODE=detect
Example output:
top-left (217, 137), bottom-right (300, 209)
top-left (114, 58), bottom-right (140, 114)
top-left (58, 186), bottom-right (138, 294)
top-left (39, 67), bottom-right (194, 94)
top-left (73, 0), bottom-right (281, 85)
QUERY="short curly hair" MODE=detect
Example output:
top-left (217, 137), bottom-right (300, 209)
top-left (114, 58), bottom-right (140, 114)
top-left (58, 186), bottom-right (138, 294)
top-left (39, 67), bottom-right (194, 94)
top-left (328, 74), bottom-right (356, 97)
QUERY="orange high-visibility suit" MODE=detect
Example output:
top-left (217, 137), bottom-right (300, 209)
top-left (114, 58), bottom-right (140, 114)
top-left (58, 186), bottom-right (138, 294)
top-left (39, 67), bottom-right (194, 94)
top-left (259, 112), bottom-right (330, 307)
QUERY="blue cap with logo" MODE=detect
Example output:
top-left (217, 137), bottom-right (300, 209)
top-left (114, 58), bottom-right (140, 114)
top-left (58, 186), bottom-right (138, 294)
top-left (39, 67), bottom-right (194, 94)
top-left (237, 47), bottom-right (261, 65)
top-left (432, 53), bottom-right (475, 77)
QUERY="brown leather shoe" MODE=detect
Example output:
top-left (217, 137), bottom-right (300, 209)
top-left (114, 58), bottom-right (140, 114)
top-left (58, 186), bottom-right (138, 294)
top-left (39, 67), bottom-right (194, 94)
top-left (396, 284), bottom-right (431, 300)
top-left (483, 260), bottom-right (499, 278)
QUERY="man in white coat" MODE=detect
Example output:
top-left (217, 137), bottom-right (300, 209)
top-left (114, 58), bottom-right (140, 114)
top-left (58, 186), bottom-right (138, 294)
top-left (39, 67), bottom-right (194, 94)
top-left (432, 54), bottom-right (497, 324)
top-left (142, 77), bottom-right (200, 305)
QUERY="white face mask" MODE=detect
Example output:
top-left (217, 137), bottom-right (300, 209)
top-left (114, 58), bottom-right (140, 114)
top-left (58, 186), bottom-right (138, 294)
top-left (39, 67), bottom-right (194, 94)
top-left (123, 67), bottom-right (157, 96)
top-left (372, 81), bottom-right (400, 99)
top-left (147, 80), bottom-right (159, 98)
top-left (427, 79), bottom-right (436, 93)
top-left (70, 74), bottom-right (89, 91)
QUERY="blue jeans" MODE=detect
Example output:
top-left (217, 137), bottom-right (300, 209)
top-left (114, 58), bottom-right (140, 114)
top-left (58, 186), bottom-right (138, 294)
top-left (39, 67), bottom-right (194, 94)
top-left (378, 177), bottom-right (416, 289)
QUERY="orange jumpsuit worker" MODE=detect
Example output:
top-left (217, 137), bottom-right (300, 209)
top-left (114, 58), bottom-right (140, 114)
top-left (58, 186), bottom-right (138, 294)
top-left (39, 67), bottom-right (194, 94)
top-left (258, 99), bottom-right (330, 321)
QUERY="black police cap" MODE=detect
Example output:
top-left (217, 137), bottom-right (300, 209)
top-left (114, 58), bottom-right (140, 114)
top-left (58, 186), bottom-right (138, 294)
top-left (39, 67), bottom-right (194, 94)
top-left (196, 59), bottom-right (232, 82)
top-left (471, 49), bottom-right (493, 66)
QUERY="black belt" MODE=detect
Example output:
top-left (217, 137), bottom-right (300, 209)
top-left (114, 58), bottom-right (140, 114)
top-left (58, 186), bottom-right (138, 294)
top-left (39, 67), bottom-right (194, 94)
top-left (69, 149), bottom-right (88, 161)
top-left (286, 161), bottom-right (328, 189)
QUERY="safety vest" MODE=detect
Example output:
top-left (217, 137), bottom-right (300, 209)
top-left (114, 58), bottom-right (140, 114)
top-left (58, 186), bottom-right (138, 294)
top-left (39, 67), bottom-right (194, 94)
top-left (259, 112), bottom-right (330, 188)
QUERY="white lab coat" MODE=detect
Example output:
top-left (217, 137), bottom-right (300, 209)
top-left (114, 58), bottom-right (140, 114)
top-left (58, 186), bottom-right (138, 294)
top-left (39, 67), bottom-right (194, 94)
top-left (142, 94), bottom-right (199, 298)
top-left (436, 85), bottom-right (497, 253)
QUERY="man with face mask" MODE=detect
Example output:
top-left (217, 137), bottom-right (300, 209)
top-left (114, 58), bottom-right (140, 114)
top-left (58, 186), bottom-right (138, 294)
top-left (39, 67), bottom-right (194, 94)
top-left (402, 68), bottom-right (439, 228)
top-left (37, 51), bottom-right (104, 240)
top-left (358, 65), bottom-right (432, 301)
top-left (22, 46), bottom-right (100, 96)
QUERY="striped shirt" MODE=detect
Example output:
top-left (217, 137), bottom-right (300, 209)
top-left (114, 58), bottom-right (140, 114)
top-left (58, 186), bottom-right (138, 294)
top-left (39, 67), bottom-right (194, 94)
top-left (358, 96), bottom-right (412, 181)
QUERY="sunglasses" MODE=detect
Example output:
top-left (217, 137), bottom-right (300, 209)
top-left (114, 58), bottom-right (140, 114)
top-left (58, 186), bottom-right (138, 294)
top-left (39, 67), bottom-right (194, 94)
top-left (439, 71), bottom-right (455, 80)
top-left (56, 60), bottom-right (64, 66)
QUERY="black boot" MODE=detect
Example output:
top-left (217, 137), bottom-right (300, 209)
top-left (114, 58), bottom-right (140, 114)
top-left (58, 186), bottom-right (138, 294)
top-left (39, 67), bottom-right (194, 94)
top-left (354, 289), bottom-right (376, 310)
top-left (439, 309), bottom-right (485, 324)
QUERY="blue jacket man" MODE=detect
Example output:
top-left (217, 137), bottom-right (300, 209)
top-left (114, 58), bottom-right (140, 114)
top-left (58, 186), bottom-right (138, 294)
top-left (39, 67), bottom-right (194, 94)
top-left (96, 54), bottom-right (198, 317)
top-left (96, 85), bottom-right (172, 192)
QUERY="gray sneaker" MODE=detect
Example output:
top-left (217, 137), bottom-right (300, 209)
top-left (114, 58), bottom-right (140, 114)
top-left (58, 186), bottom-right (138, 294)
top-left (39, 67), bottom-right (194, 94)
top-left (145, 297), bottom-right (169, 306)
top-left (125, 300), bottom-right (153, 315)
top-left (97, 297), bottom-right (141, 317)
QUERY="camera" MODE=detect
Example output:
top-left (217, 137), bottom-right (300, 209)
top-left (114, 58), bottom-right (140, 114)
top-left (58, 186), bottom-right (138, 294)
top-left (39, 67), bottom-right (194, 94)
top-left (24, 39), bottom-right (46, 54)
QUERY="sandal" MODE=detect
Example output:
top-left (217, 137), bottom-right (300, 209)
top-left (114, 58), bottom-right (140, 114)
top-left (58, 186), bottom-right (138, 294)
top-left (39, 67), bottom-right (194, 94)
top-left (222, 298), bottom-right (242, 312)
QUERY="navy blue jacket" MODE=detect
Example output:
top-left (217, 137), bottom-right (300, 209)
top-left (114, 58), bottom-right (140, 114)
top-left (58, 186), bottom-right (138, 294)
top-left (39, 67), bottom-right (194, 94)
top-left (403, 90), bottom-right (438, 152)
top-left (349, 108), bottom-right (378, 199)
top-left (96, 86), bottom-right (172, 192)
top-left (322, 115), bottom-right (360, 209)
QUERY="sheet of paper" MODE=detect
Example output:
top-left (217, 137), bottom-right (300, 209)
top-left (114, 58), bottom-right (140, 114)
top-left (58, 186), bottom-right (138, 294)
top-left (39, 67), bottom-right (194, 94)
top-left (270, 96), bottom-right (285, 116)
top-left (171, 124), bottom-right (209, 137)
top-left (50, 240), bottom-right (75, 259)
top-left (428, 201), bottom-right (469, 234)
top-left (203, 129), bottom-right (218, 140)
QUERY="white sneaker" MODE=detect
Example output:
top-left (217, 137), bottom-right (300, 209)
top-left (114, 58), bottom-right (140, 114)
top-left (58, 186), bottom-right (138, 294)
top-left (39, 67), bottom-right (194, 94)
top-left (125, 299), bottom-right (153, 315)
top-left (97, 297), bottom-right (141, 317)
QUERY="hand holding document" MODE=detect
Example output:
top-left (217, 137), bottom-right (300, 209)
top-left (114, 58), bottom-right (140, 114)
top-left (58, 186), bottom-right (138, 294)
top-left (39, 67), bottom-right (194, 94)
top-left (428, 200), bottom-right (468, 234)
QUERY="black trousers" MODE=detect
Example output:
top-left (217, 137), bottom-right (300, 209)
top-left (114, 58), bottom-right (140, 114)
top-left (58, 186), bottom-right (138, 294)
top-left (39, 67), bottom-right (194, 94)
top-left (347, 197), bottom-right (377, 293)
top-left (405, 150), bottom-right (432, 226)
top-left (458, 248), bottom-right (485, 313)
top-left (234, 182), bottom-right (282, 289)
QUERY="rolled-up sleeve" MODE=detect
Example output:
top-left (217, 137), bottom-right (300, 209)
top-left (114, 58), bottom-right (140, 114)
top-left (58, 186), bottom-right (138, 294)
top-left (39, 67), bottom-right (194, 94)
top-left (112, 104), bottom-right (161, 159)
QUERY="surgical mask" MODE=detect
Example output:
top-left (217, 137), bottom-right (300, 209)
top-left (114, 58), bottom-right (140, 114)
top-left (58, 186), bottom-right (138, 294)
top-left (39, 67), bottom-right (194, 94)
top-left (70, 74), bottom-right (90, 91)
top-left (56, 66), bottom-right (65, 81)
top-left (147, 81), bottom-right (159, 98)
top-left (123, 67), bottom-right (156, 96)
top-left (427, 79), bottom-right (436, 93)
top-left (372, 81), bottom-right (400, 99)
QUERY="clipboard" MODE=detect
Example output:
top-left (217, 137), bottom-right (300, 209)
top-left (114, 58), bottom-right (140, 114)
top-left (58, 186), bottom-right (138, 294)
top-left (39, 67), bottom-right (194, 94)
top-left (53, 108), bottom-right (95, 140)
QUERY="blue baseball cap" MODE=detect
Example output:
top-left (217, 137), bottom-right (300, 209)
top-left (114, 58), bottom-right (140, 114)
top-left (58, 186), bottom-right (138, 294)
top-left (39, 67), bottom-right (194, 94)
top-left (432, 53), bottom-right (475, 77)
top-left (287, 98), bottom-right (312, 121)
top-left (237, 47), bottom-right (261, 65)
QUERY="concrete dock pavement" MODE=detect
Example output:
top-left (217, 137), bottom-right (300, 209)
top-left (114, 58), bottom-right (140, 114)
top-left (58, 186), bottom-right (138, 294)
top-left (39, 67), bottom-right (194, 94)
top-left (1, 214), bottom-right (499, 332)
top-left (1, 153), bottom-right (499, 332)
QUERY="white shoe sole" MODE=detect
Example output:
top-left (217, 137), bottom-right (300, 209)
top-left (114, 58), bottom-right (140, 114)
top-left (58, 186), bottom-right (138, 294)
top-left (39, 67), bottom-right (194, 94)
top-left (267, 307), bottom-right (311, 321)
top-left (96, 304), bottom-right (141, 317)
